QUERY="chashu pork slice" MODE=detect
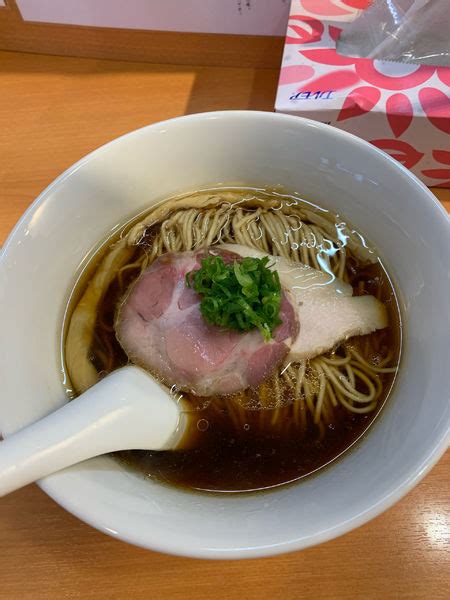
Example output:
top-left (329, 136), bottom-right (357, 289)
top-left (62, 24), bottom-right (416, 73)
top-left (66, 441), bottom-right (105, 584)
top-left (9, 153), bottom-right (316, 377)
top-left (115, 247), bottom-right (298, 396)
top-left (219, 243), bottom-right (388, 361)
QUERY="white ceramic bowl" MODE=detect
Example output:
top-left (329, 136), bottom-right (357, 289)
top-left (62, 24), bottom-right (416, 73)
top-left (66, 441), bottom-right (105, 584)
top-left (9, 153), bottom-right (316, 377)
top-left (0, 111), bottom-right (449, 559)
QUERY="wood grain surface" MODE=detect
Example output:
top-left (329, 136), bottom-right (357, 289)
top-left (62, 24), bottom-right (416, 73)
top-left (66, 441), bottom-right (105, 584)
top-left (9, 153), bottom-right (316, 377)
top-left (0, 50), bottom-right (449, 600)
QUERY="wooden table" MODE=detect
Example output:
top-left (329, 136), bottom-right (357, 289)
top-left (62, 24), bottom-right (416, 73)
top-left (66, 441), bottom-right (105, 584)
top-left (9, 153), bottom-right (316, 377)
top-left (0, 50), bottom-right (448, 600)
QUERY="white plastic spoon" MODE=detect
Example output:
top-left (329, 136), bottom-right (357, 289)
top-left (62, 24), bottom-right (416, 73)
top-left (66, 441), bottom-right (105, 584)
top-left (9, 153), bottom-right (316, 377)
top-left (0, 365), bottom-right (187, 497)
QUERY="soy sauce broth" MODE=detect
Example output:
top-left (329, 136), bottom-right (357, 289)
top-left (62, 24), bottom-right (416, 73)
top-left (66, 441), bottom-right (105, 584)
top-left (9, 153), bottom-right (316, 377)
top-left (119, 400), bottom-right (382, 493)
top-left (62, 189), bottom-right (401, 494)
top-left (88, 257), bottom-right (400, 493)
top-left (116, 258), bottom-right (400, 493)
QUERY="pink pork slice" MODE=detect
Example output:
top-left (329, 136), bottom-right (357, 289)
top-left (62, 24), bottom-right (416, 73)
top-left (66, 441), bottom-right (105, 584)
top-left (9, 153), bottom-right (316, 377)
top-left (115, 248), bottom-right (299, 396)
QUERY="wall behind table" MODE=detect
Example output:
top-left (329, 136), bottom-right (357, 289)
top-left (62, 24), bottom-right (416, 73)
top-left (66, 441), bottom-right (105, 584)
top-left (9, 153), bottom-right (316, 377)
top-left (0, 0), bottom-right (288, 68)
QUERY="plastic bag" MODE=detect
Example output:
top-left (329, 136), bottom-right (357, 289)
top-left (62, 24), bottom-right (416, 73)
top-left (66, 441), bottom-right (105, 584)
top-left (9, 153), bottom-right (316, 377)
top-left (336, 0), bottom-right (450, 67)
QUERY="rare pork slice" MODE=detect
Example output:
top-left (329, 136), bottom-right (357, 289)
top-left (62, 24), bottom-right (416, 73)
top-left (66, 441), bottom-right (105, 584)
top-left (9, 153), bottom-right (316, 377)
top-left (115, 248), bottom-right (298, 396)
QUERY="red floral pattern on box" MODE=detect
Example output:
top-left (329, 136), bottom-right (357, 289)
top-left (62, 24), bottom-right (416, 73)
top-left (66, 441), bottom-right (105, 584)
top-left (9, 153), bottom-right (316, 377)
top-left (370, 139), bottom-right (424, 169)
top-left (300, 0), bottom-right (372, 17)
top-left (422, 150), bottom-right (450, 187)
top-left (386, 94), bottom-right (413, 137)
top-left (337, 86), bottom-right (381, 121)
top-left (286, 15), bottom-right (324, 44)
top-left (276, 0), bottom-right (450, 187)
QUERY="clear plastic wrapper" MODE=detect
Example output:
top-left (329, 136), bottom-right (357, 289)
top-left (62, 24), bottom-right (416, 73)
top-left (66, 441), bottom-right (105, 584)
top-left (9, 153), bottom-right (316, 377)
top-left (337, 0), bottom-right (450, 67)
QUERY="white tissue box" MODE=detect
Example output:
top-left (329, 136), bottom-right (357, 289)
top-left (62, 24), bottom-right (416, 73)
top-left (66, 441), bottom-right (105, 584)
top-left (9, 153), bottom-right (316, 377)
top-left (275, 0), bottom-right (450, 187)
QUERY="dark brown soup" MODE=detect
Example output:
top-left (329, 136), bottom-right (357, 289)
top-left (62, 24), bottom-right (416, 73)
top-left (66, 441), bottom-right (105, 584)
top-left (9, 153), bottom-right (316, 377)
top-left (62, 188), bottom-right (401, 494)
top-left (118, 396), bottom-right (383, 492)
top-left (114, 262), bottom-right (399, 492)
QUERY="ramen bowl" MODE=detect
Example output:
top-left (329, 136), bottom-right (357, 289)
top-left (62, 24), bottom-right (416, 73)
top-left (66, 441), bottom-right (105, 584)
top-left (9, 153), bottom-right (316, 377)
top-left (0, 111), bottom-right (448, 558)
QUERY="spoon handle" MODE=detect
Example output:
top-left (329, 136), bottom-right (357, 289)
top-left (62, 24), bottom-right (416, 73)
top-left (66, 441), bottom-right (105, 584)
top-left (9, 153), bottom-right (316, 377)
top-left (0, 366), bottom-right (183, 497)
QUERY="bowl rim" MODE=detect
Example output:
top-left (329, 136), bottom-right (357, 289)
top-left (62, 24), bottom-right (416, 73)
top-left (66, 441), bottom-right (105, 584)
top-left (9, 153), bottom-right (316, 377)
top-left (2, 110), bottom-right (449, 559)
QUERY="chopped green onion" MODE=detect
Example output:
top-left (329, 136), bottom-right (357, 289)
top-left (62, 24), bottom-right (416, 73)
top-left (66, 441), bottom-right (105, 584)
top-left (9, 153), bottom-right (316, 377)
top-left (186, 254), bottom-right (282, 341)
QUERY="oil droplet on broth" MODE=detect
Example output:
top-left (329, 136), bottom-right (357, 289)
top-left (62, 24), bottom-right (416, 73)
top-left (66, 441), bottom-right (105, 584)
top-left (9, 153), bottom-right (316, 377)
top-left (197, 418), bottom-right (209, 432)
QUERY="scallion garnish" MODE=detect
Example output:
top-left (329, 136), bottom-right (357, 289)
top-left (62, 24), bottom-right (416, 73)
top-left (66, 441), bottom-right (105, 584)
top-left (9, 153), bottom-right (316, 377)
top-left (186, 255), bottom-right (282, 342)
